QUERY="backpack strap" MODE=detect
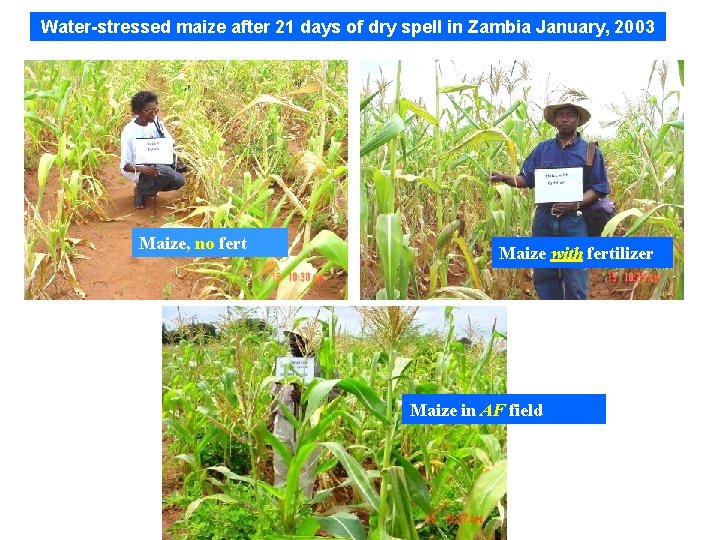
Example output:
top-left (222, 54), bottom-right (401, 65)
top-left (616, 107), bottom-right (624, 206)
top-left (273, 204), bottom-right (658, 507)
top-left (154, 118), bottom-right (166, 138)
top-left (586, 141), bottom-right (597, 167)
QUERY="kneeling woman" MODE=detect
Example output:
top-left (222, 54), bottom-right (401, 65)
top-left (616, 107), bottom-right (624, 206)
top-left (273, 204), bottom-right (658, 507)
top-left (120, 91), bottom-right (185, 209)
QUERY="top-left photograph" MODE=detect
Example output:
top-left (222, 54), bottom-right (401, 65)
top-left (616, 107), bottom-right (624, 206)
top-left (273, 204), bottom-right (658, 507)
top-left (24, 60), bottom-right (348, 300)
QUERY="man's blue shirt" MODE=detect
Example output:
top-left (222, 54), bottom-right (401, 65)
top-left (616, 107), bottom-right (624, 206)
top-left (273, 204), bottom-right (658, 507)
top-left (520, 135), bottom-right (610, 196)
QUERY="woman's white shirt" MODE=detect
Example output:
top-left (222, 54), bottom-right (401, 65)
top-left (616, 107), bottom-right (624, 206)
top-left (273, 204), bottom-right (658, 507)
top-left (119, 117), bottom-right (174, 183)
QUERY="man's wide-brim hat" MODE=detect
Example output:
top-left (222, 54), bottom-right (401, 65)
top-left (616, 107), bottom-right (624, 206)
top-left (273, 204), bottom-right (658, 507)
top-left (543, 102), bottom-right (591, 127)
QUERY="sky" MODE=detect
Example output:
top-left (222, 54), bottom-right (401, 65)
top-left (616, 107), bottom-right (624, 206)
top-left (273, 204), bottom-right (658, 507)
top-left (162, 305), bottom-right (507, 338)
top-left (360, 59), bottom-right (683, 138)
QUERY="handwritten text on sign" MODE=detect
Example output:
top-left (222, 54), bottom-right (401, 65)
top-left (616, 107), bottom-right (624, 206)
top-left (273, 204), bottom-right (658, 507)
top-left (275, 356), bottom-right (315, 382)
top-left (535, 167), bottom-right (583, 203)
top-left (135, 137), bottom-right (173, 165)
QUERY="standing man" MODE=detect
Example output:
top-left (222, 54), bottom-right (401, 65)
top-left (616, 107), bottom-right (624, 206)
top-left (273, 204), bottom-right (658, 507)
top-left (490, 102), bottom-right (610, 300)
top-left (268, 325), bottom-right (338, 499)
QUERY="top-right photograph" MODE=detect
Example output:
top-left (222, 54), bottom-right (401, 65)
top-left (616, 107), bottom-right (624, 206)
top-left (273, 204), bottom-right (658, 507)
top-left (360, 60), bottom-right (684, 300)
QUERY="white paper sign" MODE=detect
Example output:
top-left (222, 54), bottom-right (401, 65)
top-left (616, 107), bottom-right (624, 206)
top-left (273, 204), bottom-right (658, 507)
top-left (135, 137), bottom-right (173, 165)
top-left (534, 167), bottom-right (583, 203)
top-left (275, 356), bottom-right (315, 382)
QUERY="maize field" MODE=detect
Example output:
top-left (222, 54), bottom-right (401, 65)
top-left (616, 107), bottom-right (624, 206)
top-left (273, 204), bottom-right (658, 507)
top-left (24, 60), bottom-right (348, 300)
top-left (360, 60), bottom-right (684, 300)
top-left (162, 306), bottom-right (508, 539)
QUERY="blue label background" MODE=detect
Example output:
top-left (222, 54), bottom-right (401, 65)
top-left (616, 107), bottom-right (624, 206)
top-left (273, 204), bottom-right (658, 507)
top-left (132, 227), bottom-right (288, 257)
top-left (402, 394), bottom-right (606, 424)
top-left (492, 236), bottom-right (673, 268)
top-left (30, 12), bottom-right (666, 41)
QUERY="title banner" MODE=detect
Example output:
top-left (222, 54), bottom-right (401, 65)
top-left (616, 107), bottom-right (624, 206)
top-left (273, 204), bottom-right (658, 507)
top-left (30, 12), bottom-right (665, 41)
top-left (492, 236), bottom-right (673, 268)
top-left (131, 227), bottom-right (288, 257)
top-left (402, 394), bottom-right (606, 424)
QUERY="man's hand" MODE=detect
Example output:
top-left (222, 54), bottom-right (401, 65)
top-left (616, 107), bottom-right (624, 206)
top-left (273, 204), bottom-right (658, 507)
top-left (489, 171), bottom-right (507, 183)
top-left (489, 172), bottom-right (526, 188)
top-left (551, 202), bottom-right (581, 217)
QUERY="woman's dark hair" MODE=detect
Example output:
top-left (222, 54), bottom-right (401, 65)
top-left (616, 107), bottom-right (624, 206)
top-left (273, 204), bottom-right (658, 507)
top-left (130, 91), bottom-right (158, 114)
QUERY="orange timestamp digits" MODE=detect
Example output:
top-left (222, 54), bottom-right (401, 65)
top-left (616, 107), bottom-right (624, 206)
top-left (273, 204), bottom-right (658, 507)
top-left (606, 270), bottom-right (661, 284)
top-left (425, 512), bottom-right (484, 525)
top-left (274, 272), bottom-right (325, 282)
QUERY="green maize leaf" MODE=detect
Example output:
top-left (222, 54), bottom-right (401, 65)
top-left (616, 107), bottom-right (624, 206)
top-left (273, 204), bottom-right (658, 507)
top-left (306, 230), bottom-right (348, 272)
top-left (391, 452), bottom-right (432, 515)
top-left (277, 401), bottom-right (300, 431)
top-left (361, 113), bottom-right (405, 157)
top-left (360, 182), bottom-right (368, 238)
top-left (361, 83), bottom-right (389, 111)
top-left (296, 516), bottom-right (321, 535)
top-left (376, 213), bottom-right (403, 299)
top-left (284, 442), bottom-right (320, 523)
top-left (478, 435), bottom-right (503, 463)
top-left (599, 208), bottom-right (643, 237)
top-left (429, 261), bottom-right (441, 296)
top-left (259, 424), bottom-right (293, 467)
top-left (185, 493), bottom-right (240, 520)
top-left (456, 460), bottom-right (507, 540)
top-left (371, 168), bottom-right (394, 215)
top-left (397, 234), bottom-right (414, 301)
top-left (648, 216), bottom-right (684, 239)
top-left (678, 60), bottom-right (684, 86)
top-left (415, 383), bottom-right (441, 394)
top-left (175, 453), bottom-right (200, 469)
top-left (337, 378), bottom-right (388, 424)
top-left (624, 204), bottom-right (679, 236)
top-left (303, 399), bottom-right (341, 446)
top-left (163, 419), bottom-right (197, 449)
top-left (305, 379), bottom-right (341, 422)
top-left (316, 512), bottom-right (367, 540)
top-left (442, 127), bottom-right (518, 174)
top-left (438, 83), bottom-right (477, 93)
top-left (315, 458), bottom-right (339, 476)
top-left (654, 120), bottom-right (684, 154)
top-left (492, 99), bottom-right (523, 127)
top-left (24, 111), bottom-right (62, 137)
top-left (436, 218), bottom-right (462, 252)
top-left (368, 531), bottom-right (403, 540)
top-left (402, 175), bottom-right (441, 195)
top-left (207, 466), bottom-right (253, 483)
top-left (391, 357), bottom-right (413, 390)
top-left (385, 467), bottom-right (420, 540)
top-left (322, 442), bottom-right (380, 511)
top-left (399, 98), bottom-right (438, 125)
top-left (36, 152), bottom-right (56, 209)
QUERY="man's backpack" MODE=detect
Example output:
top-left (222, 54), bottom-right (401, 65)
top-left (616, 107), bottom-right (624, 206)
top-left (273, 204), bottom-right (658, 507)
top-left (583, 142), bottom-right (616, 236)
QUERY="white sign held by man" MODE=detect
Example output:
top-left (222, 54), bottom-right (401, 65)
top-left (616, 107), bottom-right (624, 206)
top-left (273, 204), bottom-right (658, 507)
top-left (275, 356), bottom-right (315, 383)
top-left (535, 167), bottom-right (583, 203)
top-left (135, 137), bottom-right (173, 165)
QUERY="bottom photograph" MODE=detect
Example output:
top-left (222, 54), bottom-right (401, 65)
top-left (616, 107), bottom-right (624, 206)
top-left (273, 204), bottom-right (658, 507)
top-left (162, 306), bottom-right (508, 540)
